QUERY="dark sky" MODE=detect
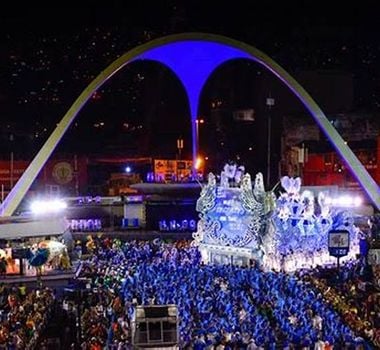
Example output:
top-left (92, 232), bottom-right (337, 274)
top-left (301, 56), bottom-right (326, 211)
top-left (1, 1), bottom-right (379, 36)
top-left (1, 1), bottom-right (379, 172)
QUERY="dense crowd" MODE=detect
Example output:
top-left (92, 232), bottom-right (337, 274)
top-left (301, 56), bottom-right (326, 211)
top-left (306, 262), bottom-right (380, 347)
top-left (74, 238), bottom-right (373, 349)
top-left (0, 236), bottom-right (378, 349)
top-left (0, 284), bottom-right (55, 349)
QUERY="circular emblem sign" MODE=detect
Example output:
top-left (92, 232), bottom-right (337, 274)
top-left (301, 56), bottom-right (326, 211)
top-left (52, 162), bottom-right (73, 184)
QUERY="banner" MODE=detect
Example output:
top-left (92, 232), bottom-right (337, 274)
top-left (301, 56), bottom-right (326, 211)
top-left (154, 159), bottom-right (193, 182)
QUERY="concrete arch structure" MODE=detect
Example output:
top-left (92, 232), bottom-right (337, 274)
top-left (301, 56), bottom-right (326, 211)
top-left (1, 33), bottom-right (379, 216)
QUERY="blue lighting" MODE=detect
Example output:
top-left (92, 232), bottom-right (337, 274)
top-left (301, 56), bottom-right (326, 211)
top-left (269, 176), bottom-right (358, 262)
top-left (158, 219), bottom-right (197, 232)
top-left (125, 166), bottom-right (131, 173)
top-left (194, 170), bottom-right (360, 270)
top-left (139, 41), bottom-right (250, 165)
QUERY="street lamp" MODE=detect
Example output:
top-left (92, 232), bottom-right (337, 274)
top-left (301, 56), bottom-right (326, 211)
top-left (193, 119), bottom-right (204, 178)
top-left (195, 118), bottom-right (204, 156)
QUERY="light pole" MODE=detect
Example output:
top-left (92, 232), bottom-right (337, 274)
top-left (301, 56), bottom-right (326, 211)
top-left (195, 119), bottom-right (204, 156)
top-left (193, 119), bottom-right (204, 178)
top-left (266, 96), bottom-right (275, 188)
top-left (176, 138), bottom-right (184, 182)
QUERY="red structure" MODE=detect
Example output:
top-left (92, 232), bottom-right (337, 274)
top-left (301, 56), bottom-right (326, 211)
top-left (0, 155), bottom-right (88, 199)
top-left (302, 136), bottom-right (379, 188)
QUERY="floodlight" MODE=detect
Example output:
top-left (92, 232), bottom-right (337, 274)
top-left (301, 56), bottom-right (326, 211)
top-left (30, 199), bottom-right (67, 215)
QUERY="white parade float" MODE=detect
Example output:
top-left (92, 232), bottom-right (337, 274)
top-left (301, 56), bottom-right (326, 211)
top-left (193, 163), bottom-right (360, 271)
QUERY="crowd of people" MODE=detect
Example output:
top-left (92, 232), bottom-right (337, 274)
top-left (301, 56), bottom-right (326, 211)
top-left (0, 236), bottom-right (378, 349)
top-left (73, 238), bottom-right (375, 349)
top-left (305, 261), bottom-right (380, 347)
top-left (0, 284), bottom-right (55, 349)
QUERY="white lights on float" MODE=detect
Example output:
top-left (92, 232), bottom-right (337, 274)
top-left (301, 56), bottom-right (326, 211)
top-left (30, 199), bottom-right (67, 215)
top-left (325, 195), bottom-right (362, 208)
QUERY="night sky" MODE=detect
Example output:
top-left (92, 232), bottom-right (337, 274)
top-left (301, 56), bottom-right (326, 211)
top-left (1, 1), bottom-right (379, 174)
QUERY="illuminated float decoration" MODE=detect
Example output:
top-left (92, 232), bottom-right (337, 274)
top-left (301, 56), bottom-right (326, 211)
top-left (193, 164), bottom-right (359, 271)
top-left (26, 240), bottom-right (71, 269)
top-left (193, 163), bottom-right (272, 266)
top-left (263, 176), bottom-right (359, 271)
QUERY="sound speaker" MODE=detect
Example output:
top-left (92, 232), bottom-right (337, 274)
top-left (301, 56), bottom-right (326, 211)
top-left (132, 305), bottom-right (178, 347)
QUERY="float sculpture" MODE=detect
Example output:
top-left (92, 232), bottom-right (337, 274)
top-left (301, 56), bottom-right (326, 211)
top-left (263, 176), bottom-right (359, 271)
top-left (194, 165), bottom-right (359, 271)
top-left (193, 163), bottom-right (270, 266)
top-left (26, 240), bottom-right (71, 269)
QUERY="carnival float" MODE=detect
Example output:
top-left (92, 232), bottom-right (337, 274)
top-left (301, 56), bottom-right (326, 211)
top-left (193, 163), bottom-right (359, 271)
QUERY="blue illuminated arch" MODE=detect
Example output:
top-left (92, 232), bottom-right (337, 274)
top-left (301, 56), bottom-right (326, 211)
top-left (1, 33), bottom-right (378, 216)
top-left (139, 41), bottom-right (250, 160)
